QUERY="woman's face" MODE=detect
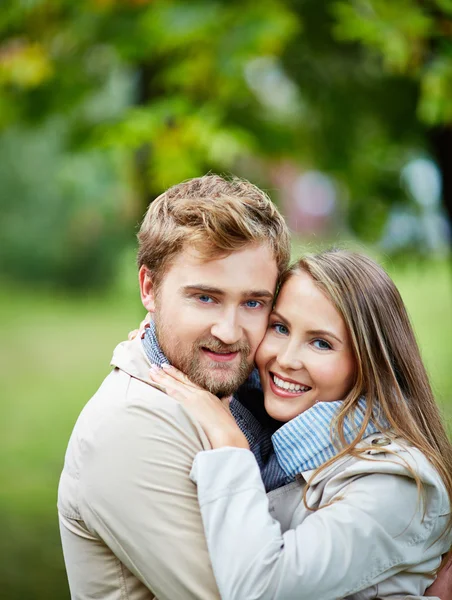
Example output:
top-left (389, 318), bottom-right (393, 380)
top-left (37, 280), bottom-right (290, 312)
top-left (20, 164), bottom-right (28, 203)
top-left (256, 271), bottom-right (356, 422)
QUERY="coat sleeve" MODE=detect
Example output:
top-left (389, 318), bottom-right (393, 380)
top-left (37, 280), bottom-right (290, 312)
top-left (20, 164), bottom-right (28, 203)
top-left (190, 447), bottom-right (441, 600)
top-left (78, 387), bottom-right (220, 600)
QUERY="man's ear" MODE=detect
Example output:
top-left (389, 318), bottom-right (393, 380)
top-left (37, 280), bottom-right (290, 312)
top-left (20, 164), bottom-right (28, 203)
top-left (139, 265), bottom-right (156, 313)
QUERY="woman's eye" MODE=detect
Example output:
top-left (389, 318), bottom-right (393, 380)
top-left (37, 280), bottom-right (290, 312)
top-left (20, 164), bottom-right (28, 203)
top-left (272, 323), bottom-right (289, 335)
top-left (313, 339), bottom-right (332, 350)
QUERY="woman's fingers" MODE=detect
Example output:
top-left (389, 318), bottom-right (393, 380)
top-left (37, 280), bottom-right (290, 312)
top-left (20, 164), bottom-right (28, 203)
top-left (160, 364), bottom-right (201, 389)
top-left (149, 366), bottom-right (194, 399)
top-left (139, 313), bottom-right (151, 331)
top-left (161, 384), bottom-right (187, 404)
top-left (128, 312), bottom-right (151, 341)
top-left (148, 366), bottom-right (249, 450)
top-left (149, 362), bottom-right (201, 391)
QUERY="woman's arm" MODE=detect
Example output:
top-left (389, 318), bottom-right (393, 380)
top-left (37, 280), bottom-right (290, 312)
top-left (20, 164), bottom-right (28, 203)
top-left (426, 558), bottom-right (452, 599)
top-left (148, 366), bottom-right (444, 600)
top-left (190, 447), bottom-right (441, 600)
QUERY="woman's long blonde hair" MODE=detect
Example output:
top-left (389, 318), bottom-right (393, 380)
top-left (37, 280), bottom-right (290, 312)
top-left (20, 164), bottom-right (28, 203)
top-left (285, 249), bottom-right (452, 543)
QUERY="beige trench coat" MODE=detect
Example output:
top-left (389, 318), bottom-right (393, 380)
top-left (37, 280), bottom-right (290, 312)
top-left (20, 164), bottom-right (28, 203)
top-left (58, 335), bottom-right (446, 599)
top-left (58, 334), bottom-right (219, 600)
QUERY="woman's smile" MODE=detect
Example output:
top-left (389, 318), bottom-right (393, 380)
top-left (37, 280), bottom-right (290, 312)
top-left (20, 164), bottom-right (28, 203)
top-left (256, 271), bottom-right (356, 422)
top-left (269, 372), bottom-right (312, 395)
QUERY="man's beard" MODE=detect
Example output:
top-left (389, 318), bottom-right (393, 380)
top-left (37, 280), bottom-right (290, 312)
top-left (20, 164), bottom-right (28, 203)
top-left (155, 320), bottom-right (253, 398)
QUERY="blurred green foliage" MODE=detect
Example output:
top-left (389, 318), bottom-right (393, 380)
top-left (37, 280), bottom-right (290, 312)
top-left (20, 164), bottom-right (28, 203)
top-left (0, 121), bottom-right (135, 287)
top-left (2, 4), bottom-right (452, 598)
top-left (1, 0), bottom-right (452, 287)
top-left (333, 0), bottom-right (452, 124)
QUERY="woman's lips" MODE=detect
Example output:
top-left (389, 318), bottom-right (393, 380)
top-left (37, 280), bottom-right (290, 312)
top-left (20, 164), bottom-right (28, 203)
top-left (268, 372), bottom-right (312, 398)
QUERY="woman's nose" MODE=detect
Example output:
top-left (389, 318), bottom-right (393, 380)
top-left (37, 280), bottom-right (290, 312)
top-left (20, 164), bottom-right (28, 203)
top-left (276, 343), bottom-right (303, 372)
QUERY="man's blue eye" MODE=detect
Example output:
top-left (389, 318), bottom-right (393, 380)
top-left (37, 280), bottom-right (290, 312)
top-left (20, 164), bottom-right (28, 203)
top-left (273, 323), bottom-right (289, 335)
top-left (198, 295), bottom-right (214, 303)
top-left (313, 339), bottom-right (331, 350)
top-left (245, 300), bottom-right (261, 308)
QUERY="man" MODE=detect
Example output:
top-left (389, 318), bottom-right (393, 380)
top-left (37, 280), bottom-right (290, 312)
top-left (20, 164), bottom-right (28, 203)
top-left (58, 174), bottom-right (291, 599)
top-left (59, 174), bottom-right (451, 600)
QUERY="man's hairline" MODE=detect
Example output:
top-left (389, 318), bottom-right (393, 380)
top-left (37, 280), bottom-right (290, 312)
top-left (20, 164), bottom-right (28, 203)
top-left (145, 240), bottom-right (282, 295)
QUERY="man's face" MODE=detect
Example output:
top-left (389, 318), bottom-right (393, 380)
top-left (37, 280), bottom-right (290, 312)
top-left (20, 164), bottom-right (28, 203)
top-left (141, 244), bottom-right (278, 397)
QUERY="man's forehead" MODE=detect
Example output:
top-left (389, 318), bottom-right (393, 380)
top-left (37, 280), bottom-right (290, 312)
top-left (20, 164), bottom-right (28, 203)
top-left (175, 242), bottom-right (272, 263)
top-left (164, 243), bottom-right (278, 295)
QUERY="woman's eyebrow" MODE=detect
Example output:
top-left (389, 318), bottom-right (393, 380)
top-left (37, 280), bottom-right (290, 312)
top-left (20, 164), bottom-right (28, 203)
top-left (306, 329), bottom-right (342, 344)
top-left (270, 310), bottom-right (290, 324)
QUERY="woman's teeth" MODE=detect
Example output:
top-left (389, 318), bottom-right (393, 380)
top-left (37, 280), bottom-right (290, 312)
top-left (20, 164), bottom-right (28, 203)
top-left (273, 375), bottom-right (310, 393)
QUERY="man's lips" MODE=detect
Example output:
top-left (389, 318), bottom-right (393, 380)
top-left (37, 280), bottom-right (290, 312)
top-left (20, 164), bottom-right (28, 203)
top-left (201, 348), bottom-right (240, 363)
top-left (269, 372), bottom-right (312, 397)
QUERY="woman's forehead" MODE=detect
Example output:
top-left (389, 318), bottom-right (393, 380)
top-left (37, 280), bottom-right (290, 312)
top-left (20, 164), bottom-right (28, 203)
top-left (275, 273), bottom-right (346, 331)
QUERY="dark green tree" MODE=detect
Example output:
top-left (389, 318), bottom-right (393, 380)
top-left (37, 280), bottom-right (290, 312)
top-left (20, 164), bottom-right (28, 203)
top-left (1, 0), bottom-right (451, 287)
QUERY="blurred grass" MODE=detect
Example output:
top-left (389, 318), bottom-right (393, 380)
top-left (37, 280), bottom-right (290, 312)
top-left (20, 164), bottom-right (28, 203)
top-left (0, 254), bottom-right (451, 598)
top-left (387, 259), bottom-right (452, 429)
top-left (0, 255), bottom-right (144, 599)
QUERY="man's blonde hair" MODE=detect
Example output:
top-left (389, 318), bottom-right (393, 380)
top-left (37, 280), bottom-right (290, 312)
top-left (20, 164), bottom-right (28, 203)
top-left (137, 174), bottom-right (291, 289)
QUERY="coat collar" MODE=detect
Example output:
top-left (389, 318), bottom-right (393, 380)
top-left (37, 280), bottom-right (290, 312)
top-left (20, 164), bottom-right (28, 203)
top-left (110, 334), bottom-right (166, 393)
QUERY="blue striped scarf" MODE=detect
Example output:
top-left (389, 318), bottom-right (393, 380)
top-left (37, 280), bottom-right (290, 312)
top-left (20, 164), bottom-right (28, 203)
top-left (142, 322), bottom-right (382, 490)
top-left (272, 398), bottom-right (380, 478)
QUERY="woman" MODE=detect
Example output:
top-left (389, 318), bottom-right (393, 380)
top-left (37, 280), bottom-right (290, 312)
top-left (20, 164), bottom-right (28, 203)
top-left (149, 250), bottom-right (452, 600)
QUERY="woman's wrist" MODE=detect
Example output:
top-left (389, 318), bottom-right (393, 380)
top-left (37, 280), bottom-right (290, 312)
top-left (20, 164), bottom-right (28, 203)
top-left (209, 427), bottom-right (250, 450)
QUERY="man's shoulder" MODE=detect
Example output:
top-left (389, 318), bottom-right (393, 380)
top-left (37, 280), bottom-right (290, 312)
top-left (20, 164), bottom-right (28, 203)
top-left (86, 333), bottom-right (183, 415)
top-left (61, 364), bottom-right (211, 487)
top-left (83, 364), bottom-right (194, 428)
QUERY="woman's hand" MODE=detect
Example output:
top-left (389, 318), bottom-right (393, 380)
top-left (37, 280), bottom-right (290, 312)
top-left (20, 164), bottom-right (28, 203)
top-left (128, 313), bottom-right (151, 341)
top-left (425, 554), bottom-right (452, 599)
top-left (148, 364), bottom-right (249, 451)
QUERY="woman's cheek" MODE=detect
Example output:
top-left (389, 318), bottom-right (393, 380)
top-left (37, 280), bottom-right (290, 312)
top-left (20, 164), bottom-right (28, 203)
top-left (255, 333), bottom-right (280, 367)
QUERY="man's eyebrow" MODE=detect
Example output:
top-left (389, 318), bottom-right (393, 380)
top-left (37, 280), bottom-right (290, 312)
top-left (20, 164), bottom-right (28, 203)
top-left (181, 285), bottom-right (274, 299)
top-left (245, 290), bottom-right (274, 300)
top-left (181, 285), bottom-right (225, 295)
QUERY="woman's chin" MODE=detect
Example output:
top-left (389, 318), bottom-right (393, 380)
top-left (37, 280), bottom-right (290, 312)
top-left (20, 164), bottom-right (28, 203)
top-left (264, 390), bottom-right (319, 423)
top-left (264, 399), bottom-right (301, 424)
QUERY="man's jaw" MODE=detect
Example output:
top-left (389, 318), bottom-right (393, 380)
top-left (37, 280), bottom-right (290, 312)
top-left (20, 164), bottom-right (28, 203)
top-left (191, 347), bottom-right (254, 397)
top-left (159, 333), bottom-right (253, 396)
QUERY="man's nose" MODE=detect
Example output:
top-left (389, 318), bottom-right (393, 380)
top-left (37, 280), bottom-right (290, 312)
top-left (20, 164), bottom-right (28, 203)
top-left (210, 310), bottom-right (243, 345)
top-left (277, 342), bottom-right (303, 372)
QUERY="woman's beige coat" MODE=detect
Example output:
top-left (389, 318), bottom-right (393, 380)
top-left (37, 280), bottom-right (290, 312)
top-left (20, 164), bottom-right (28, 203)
top-left (191, 436), bottom-right (452, 600)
